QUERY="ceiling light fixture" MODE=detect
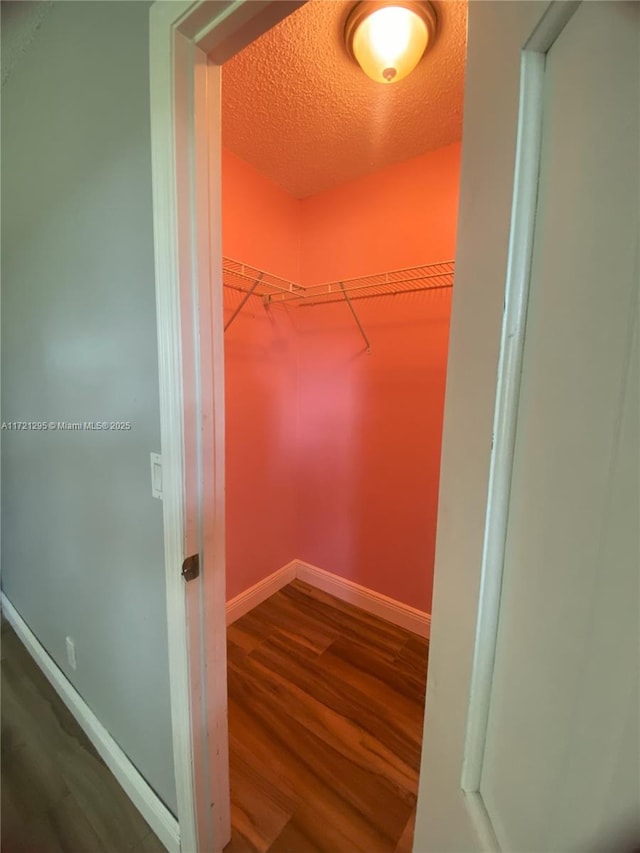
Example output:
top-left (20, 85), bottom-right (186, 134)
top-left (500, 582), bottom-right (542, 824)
top-left (345, 1), bottom-right (437, 84)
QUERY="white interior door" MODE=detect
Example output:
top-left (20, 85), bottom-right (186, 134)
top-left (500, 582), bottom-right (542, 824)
top-left (415, 2), bottom-right (639, 850)
top-left (480, 3), bottom-right (639, 850)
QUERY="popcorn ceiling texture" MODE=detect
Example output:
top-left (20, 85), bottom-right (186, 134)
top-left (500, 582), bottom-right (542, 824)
top-left (222, 0), bottom-right (467, 199)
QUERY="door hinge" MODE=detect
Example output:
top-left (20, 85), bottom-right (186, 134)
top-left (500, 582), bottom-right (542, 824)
top-left (181, 554), bottom-right (200, 582)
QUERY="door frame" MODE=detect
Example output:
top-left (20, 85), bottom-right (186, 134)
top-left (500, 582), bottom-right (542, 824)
top-left (461, 0), bottom-right (581, 796)
top-left (149, 1), bottom-right (581, 851)
top-left (459, 2), bottom-right (581, 844)
top-left (414, 2), bottom-right (582, 851)
top-left (149, 3), bottom-right (303, 851)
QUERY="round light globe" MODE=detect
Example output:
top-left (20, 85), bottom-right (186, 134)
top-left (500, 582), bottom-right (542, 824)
top-left (346, 2), bottom-right (437, 84)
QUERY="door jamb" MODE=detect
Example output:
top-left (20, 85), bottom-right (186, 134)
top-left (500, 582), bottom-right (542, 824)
top-left (149, 2), bottom-right (582, 851)
top-left (149, 3), bottom-right (302, 851)
top-left (459, 1), bottom-right (581, 845)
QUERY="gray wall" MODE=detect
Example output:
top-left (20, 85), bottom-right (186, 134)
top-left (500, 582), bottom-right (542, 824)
top-left (1, 0), bottom-right (177, 812)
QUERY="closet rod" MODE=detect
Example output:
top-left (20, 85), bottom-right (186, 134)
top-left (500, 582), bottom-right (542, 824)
top-left (298, 281), bottom-right (453, 307)
top-left (262, 261), bottom-right (455, 305)
top-left (340, 283), bottom-right (371, 354)
top-left (224, 272), bottom-right (263, 332)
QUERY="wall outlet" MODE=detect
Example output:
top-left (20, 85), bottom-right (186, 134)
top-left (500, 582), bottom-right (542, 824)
top-left (65, 636), bottom-right (77, 670)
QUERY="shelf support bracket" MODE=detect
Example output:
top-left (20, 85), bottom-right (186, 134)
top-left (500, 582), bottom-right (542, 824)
top-left (340, 283), bottom-right (371, 353)
top-left (224, 273), bottom-right (263, 331)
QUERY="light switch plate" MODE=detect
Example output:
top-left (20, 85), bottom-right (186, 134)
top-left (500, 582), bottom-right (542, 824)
top-left (150, 452), bottom-right (163, 500)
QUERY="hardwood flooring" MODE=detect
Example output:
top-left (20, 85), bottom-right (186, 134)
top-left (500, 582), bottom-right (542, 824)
top-left (1, 619), bottom-right (166, 853)
top-left (224, 580), bottom-right (429, 853)
top-left (1, 581), bottom-right (429, 853)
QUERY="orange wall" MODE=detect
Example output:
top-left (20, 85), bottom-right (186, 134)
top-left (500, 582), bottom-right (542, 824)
top-left (295, 143), bottom-right (460, 611)
top-left (293, 291), bottom-right (451, 611)
top-left (222, 148), bottom-right (300, 281)
top-left (300, 143), bottom-right (461, 284)
top-left (222, 150), bottom-right (299, 599)
top-left (222, 143), bottom-right (460, 611)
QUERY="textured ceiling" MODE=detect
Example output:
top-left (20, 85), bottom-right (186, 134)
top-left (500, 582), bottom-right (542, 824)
top-left (221, 0), bottom-right (467, 198)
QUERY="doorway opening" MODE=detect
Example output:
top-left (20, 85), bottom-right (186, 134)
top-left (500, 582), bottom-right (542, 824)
top-left (216, 2), bottom-right (467, 850)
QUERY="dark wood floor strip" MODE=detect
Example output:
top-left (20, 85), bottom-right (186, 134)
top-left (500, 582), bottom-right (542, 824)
top-left (225, 580), bottom-right (429, 853)
top-left (1, 620), bottom-right (165, 853)
top-left (2, 581), bottom-right (428, 853)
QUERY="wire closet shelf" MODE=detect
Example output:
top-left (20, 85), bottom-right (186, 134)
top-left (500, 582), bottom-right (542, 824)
top-left (222, 257), bottom-right (455, 306)
top-left (222, 257), bottom-right (455, 351)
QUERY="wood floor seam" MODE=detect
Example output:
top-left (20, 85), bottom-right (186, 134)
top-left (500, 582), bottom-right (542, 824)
top-left (1, 579), bottom-right (427, 853)
top-left (225, 580), bottom-right (428, 853)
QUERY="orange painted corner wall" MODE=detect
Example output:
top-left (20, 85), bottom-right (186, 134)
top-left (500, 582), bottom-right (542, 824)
top-left (222, 147), bottom-right (300, 282)
top-left (295, 142), bottom-right (460, 612)
top-left (222, 149), bottom-right (299, 600)
top-left (300, 142), bottom-right (461, 285)
top-left (222, 142), bottom-right (461, 612)
top-left (293, 290), bottom-right (451, 612)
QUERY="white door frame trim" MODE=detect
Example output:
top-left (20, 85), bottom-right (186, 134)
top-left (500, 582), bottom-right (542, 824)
top-left (149, 3), bottom-right (302, 850)
top-left (150, 1), bottom-right (583, 849)
top-left (460, 0), bottom-right (581, 815)
top-left (460, 46), bottom-right (546, 795)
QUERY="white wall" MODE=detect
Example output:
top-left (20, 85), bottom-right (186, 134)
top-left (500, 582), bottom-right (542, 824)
top-left (480, 3), bottom-right (639, 849)
top-left (415, 2), bottom-right (639, 851)
top-left (1, 0), bottom-right (176, 813)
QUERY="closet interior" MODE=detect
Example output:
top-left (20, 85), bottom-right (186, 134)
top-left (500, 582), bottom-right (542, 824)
top-left (222, 142), bottom-right (459, 609)
top-left (218, 1), bottom-right (466, 850)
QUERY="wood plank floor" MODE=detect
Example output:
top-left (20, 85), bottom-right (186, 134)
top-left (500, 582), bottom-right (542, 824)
top-left (224, 580), bottom-right (429, 853)
top-left (1, 619), bottom-right (166, 853)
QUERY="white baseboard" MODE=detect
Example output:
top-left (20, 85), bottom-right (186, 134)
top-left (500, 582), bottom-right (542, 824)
top-left (226, 560), bottom-right (430, 638)
top-left (293, 560), bottom-right (431, 638)
top-left (1, 594), bottom-right (180, 853)
top-left (226, 560), bottom-right (297, 625)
